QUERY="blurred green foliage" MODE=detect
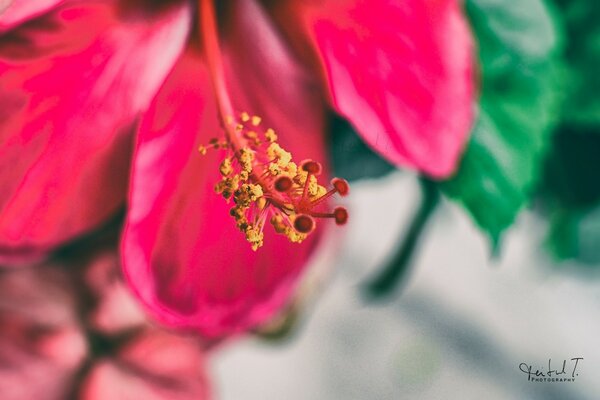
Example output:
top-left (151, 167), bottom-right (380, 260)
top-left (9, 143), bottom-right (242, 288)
top-left (539, 125), bottom-right (600, 263)
top-left (551, 0), bottom-right (600, 125)
top-left (330, 0), bottom-right (600, 268)
top-left (328, 113), bottom-right (395, 182)
top-left (536, 0), bottom-right (600, 264)
top-left (440, 0), bottom-right (565, 249)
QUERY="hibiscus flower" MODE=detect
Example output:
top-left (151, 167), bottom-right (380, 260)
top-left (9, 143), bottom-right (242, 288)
top-left (0, 0), bottom-right (474, 337)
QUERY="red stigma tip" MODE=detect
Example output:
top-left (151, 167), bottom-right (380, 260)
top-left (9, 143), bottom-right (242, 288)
top-left (333, 207), bottom-right (348, 225)
top-left (274, 176), bottom-right (293, 192)
top-left (332, 178), bottom-right (350, 196)
top-left (294, 214), bottom-right (315, 233)
top-left (301, 160), bottom-right (322, 175)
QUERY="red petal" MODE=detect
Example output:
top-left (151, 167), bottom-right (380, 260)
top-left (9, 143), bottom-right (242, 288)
top-left (267, 0), bottom-right (475, 178)
top-left (0, 0), bottom-right (65, 32)
top-left (122, 0), bottom-right (329, 338)
top-left (0, 1), bottom-right (191, 264)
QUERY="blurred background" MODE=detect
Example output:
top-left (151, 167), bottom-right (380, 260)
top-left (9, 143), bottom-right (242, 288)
top-left (214, 0), bottom-right (600, 397)
top-left (214, 171), bottom-right (600, 400)
top-left (1, 0), bottom-right (599, 398)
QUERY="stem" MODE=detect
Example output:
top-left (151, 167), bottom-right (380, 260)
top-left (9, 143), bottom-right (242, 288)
top-left (363, 177), bottom-right (440, 300)
top-left (199, 0), bottom-right (248, 153)
top-left (198, 0), bottom-right (284, 199)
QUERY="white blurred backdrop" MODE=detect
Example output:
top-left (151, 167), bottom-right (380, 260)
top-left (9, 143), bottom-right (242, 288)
top-left (213, 172), bottom-right (600, 400)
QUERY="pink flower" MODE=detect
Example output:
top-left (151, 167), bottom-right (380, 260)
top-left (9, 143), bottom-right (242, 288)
top-left (0, 236), bottom-right (210, 400)
top-left (0, 0), bottom-right (474, 337)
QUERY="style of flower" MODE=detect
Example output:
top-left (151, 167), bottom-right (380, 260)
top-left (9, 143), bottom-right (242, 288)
top-left (0, 0), bottom-right (474, 337)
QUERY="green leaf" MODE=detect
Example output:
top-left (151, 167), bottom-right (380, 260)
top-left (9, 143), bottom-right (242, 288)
top-left (546, 206), bottom-right (600, 265)
top-left (551, 0), bottom-right (600, 125)
top-left (538, 125), bottom-right (600, 263)
top-left (440, 0), bottom-right (565, 246)
top-left (540, 126), bottom-right (600, 209)
top-left (328, 113), bottom-right (395, 182)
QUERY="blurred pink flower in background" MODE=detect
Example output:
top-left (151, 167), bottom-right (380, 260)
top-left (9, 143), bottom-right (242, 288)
top-left (0, 0), bottom-right (474, 339)
top-left (0, 232), bottom-right (210, 400)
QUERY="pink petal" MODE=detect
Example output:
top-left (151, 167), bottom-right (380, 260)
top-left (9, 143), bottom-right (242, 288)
top-left (267, 0), bottom-right (475, 178)
top-left (84, 250), bottom-right (147, 335)
top-left (122, 0), bottom-right (329, 338)
top-left (0, 0), bottom-right (65, 32)
top-left (80, 330), bottom-right (211, 400)
top-left (0, 266), bottom-right (87, 400)
top-left (0, 1), bottom-right (191, 264)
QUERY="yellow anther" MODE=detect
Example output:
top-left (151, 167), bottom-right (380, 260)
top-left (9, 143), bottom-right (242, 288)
top-left (246, 183), bottom-right (263, 201)
top-left (271, 215), bottom-right (287, 234)
top-left (219, 158), bottom-right (233, 176)
top-left (268, 162), bottom-right (281, 176)
top-left (278, 151), bottom-right (291, 167)
top-left (267, 143), bottom-right (292, 167)
top-left (238, 148), bottom-right (254, 173)
top-left (214, 181), bottom-right (226, 194)
top-left (286, 162), bottom-right (298, 177)
top-left (294, 169), bottom-right (308, 186)
top-left (266, 143), bottom-right (279, 159)
top-left (231, 175), bottom-right (240, 190)
top-left (307, 176), bottom-right (320, 196)
top-left (265, 128), bottom-right (277, 143)
top-left (215, 180), bottom-right (233, 200)
top-left (245, 227), bottom-right (264, 251)
top-left (230, 205), bottom-right (249, 228)
top-left (286, 229), bottom-right (306, 243)
top-left (203, 111), bottom-right (348, 250)
top-left (230, 205), bottom-right (244, 219)
top-left (257, 197), bottom-right (267, 210)
top-left (313, 184), bottom-right (327, 199)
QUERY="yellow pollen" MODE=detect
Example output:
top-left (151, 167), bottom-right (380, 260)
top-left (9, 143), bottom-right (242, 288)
top-left (238, 148), bottom-right (254, 173)
top-left (257, 197), bottom-right (267, 210)
top-left (245, 226), bottom-right (264, 251)
top-left (270, 215), bottom-right (306, 243)
top-left (314, 184), bottom-right (327, 198)
top-left (307, 177), bottom-right (321, 197)
top-left (200, 112), bottom-right (349, 250)
top-left (268, 163), bottom-right (282, 176)
top-left (267, 143), bottom-right (292, 167)
top-left (219, 158), bottom-right (233, 176)
top-left (245, 183), bottom-right (263, 201)
top-left (265, 128), bottom-right (277, 143)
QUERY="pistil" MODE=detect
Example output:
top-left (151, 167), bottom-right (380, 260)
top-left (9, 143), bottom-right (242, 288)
top-left (198, 0), bottom-right (349, 250)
